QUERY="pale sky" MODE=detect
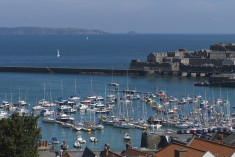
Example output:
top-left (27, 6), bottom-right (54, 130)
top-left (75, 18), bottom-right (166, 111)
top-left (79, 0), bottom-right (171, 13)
top-left (0, 0), bottom-right (234, 33)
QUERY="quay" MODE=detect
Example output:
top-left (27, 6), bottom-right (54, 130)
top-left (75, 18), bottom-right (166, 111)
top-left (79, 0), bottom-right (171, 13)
top-left (0, 66), bottom-right (149, 76)
top-left (1, 66), bottom-right (235, 87)
top-left (0, 66), bottom-right (227, 78)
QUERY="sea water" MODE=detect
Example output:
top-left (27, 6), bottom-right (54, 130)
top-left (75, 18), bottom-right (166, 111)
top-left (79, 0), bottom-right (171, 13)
top-left (0, 34), bottom-right (235, 150)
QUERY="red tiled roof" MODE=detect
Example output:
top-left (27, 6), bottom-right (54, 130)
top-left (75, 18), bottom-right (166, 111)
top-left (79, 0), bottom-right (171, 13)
top-left (122, 148), bottom-right (153, 157)
top-left (154, 142), bottom-right (206, 157)
top-left (188, 137), bottom-right (235, 157)
top-left (100, 150), bottom-right (122, 157)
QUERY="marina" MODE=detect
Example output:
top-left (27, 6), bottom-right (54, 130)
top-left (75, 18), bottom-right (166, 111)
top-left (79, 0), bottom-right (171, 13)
top-left (1, 71), bottom-right (235, 151)
top-left (1, 34), bottom-right (235, 152)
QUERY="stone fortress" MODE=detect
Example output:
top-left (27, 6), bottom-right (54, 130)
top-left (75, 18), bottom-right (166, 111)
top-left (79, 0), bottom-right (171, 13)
top-left (129, 43), bottom-right (235, 75)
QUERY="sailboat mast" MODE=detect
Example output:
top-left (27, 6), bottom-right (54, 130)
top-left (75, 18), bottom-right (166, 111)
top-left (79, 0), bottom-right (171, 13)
top-left (10, 92), bottom-right (12, 104)
top-left (126, 70), bottom-right (129, 90)
top-left (19, 89), bottom-right (20, 101)
top-left (44, 83), bottom-right (46, 100)
top-left (61, 80), bottom-right (64, 98)
top-left (90, 77), bottom-right (93, 95)
top-left (75, 77), bottom-right (77, 96)
top-left (25, 87), bottom-right (28, 102)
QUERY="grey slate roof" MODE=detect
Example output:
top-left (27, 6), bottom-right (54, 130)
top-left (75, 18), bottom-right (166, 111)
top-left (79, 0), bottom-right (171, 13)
top-left (223, 134), bottom-right (235, 146)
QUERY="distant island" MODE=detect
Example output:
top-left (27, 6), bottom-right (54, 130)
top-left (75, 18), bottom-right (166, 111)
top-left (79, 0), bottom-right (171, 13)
top-left (127, 31), bottom-right (138, 34)
top-left (0, 27), bottom-right (110, 35)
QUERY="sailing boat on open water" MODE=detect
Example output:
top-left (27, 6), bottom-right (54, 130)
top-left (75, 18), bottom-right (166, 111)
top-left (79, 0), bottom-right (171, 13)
top-left (57, 49), bottom-right (60, 58)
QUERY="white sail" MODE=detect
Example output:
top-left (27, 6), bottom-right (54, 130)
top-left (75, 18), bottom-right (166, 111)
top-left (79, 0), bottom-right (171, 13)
top-left (57, 49), bottom-right (60, 57)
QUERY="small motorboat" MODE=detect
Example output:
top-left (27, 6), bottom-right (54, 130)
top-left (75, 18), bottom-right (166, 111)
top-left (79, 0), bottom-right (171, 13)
top-left (90, 137), bottom-right (98, 142)
top-left (42, 117), bottom-right (55, 123)
top-left (166, 129), bottom-right (175, 134)
top-left (51, 137), bottom-right (59, 145)
top-left (95, 124), bottom-right (104, 130)
top-left (64, 108), bottom-right (77, 114)
top-left (62, 122), bottom-right (72, 128)
top-left (18, 100), bottom-right (30, 106)
top-left (76, 136), bottom-right (86, 144)
top-left (124, 133), bottom-right (131, 141)
top-left (109, 82), bottom-right (119, 86)
top-left (68, 95), bottom-right (80, 101)
top-left (146, 99), bottom-right (156, 104)
top-left (150, 124), bottom-right (162, 129)
top-left (40, 109), bottom-right (54, 116)
top-left (32, 105), bottom-right (44, 110)
top-left (0, 110), bottom-right (8, 117)
top-left (73, 125), bottom-right (82, 131)
top-left (17, 108), bottom-right (29, 116)
top-left (73, 140), bottom-right (82, 148)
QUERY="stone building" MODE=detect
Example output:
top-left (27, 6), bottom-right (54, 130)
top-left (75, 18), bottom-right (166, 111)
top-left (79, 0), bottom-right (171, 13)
top-left (132, 43), bottom-right (235, 74)
top-left (189, 58), bottom-right (222, 66)
top-left (210, 43), bottom-right (235, 51)
top-left (227, 51), bottom-right (235, 58)
top-left (167, 49), bottom-right (186, 58)
top-left (147, 53), bottom-right (167, 63)
top-left (180, 58), bottom-right (189, 65)
top-left (222, 58), bottom-right (235, 66)
top-left (209, 51), bottom-right (227, 60)
top-left (196, 49), bottom-right (211, 58)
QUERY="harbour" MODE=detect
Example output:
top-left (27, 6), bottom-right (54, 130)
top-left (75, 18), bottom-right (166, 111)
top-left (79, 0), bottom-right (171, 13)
top-left (1, 71), bottom-right (235, 151)
top-left (1, 34), bottom-right (235, 156)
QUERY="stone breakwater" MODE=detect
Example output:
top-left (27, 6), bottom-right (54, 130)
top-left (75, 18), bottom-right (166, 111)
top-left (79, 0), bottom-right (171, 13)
top-left (0, 66), bottom-right (151, 76)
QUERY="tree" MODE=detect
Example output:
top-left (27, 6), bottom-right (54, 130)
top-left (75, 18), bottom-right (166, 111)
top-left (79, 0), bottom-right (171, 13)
top-left (0, 113), bottom-right (41, 157)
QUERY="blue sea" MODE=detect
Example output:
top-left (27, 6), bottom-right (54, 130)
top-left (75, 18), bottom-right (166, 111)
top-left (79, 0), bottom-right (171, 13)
top-left (1, 34), bottom-right (235, 151)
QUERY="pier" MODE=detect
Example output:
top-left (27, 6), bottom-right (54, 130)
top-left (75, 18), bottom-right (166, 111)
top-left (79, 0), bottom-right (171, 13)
top-left (0, 66), bottom-right (223, 78)
top-left (0, 66), bottom-right (149, 76)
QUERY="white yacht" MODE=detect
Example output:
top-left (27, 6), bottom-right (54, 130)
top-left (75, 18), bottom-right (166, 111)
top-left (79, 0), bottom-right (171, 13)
top-left (40, 109), bottom-right (54, 116)
top-left (109, 82), bottom-right (119, 86)
top-left (90, 137), bottom-right (98, 142)
top-left (124, 133), bottom-right (131, 141)
top-left (42, 116), bottom-right (55, 123)
top-left (0, 110), bottom-right (8, 117)
top-left (18, 100), bottom-right (29, 106)
top-left (32, 105), bottom-right (44, 110)
top-left (75, 136), bottom-right (86, 144)
top-left (73, 140), bottom-right (82, 148)
top-left (68, 96), bottom-right (80, 101)
top-left (95, 124), bottom-right (104, 130)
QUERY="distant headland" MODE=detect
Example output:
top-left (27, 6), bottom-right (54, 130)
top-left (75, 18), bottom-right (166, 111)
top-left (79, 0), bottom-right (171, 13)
top-left (0, 27), bottom-right (110, 35)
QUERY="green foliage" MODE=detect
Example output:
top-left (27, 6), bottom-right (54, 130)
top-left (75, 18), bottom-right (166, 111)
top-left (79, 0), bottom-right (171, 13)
top-left (0, 113), bottom-right (41, 157)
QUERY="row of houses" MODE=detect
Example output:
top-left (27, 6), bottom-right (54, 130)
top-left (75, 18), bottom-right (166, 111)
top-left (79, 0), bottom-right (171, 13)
top-left (51, 134), bottom-right (235, 157)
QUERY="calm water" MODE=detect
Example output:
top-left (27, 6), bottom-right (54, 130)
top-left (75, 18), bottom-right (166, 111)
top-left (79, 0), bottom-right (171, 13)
top-left (1, 34), bottom-right (235, 150)
top-left (0, 34), bottom-right (235, 69)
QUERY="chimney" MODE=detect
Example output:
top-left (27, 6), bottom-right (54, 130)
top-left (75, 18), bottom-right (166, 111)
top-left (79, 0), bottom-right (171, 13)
top-left (104, 143), bottom-right (110, 156)
top-left (175, 149), bottom-right (188, 157)
top-left (106, 149), bottom-right (108, 156)
top-left (45, 141), bottom-right (48, 147)
top-left (221, 135), bottom-right (223, 144)
top-left (39, 141), bottom-right (42, 147)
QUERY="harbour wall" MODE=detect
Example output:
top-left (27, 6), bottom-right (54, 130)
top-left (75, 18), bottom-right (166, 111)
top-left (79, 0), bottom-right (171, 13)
top-left (0, 66), bottom-right (220, 78)
top-left (0, 66), bottom-right (234, 87)
top-left (0, 66), bottom-right (151, 76)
